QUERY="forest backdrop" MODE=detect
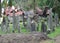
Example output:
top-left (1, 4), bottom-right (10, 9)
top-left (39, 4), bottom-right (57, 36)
top-left (0, 0), bottom-right (60, 18)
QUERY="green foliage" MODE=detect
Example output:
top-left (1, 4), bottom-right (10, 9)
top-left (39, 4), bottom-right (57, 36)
top-left (53, 0), bottom-right (60, 18)
top-left (2, 0), bottom-right (8, 7)
top-left (1, 0), bottom-right (60, 18)
top-left (56, 6), bottom-right (60, 18)
top-left (8, 0), bottom-right (12, 7)
top-left (58, 0), bottom-right (60, 2)
top-left (48, 27), bottom-right (60, 38)
top-left (0, 0), bottom-right (1, 8)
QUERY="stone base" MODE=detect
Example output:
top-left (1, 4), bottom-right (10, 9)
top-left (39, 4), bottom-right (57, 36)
top-left (0, 32), bottom-right (50, 43)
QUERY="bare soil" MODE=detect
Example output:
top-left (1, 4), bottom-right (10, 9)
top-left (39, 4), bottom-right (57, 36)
top-left (0, 32), bottom-right (49, 43)
top-left (40, 34), bottom-right (60, 43)
top-left (0, 32), bottom-right (60, 43)
top-left (55, 35), bottom-right (60, 43)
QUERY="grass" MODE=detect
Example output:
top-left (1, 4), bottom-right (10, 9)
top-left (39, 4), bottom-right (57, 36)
top-left (48, 26), bottom-right (60, 38)
top-left (47, 26), bottom-right (60, 43)
top-left (40, 40), bottom-right (55, 43)
top-left (0, 23), bottom-right (60, 38)
top-left (40, 26), bottom-right (60, 43)
top-left (0, 23), bottom-right (60, 43)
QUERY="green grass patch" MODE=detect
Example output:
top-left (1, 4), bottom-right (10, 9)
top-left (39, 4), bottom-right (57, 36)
top-left (48, 26), bottom-right (60, 38)
top-left (0, 22), bottom-right (60, 39)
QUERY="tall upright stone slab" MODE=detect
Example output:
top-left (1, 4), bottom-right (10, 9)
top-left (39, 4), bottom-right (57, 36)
top-left (31, 19), bottom-right (37, 31)
top-left (41, 19), bottom-right (47, 34)
top-left (1, 15), bottom-right (10, 33)
top-left (12, 10), bottom-right (17, 33)
top-left (27, 14), bottom-right (32, 32)
top-left (54, 13), bottom-right (59, 27)
top-left (47, 8), bottom-right (55, 32)
top-left (5, 16), bottom-right (10, 33)
top-left (1, 16), bottom-right (6, 32)
top-left (15, 15), bottom-right (20, 33)
top-left (0, 17), bottom-right (3, 29)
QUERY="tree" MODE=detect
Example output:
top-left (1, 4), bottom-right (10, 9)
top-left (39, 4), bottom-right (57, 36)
top-left (0, 0), bottom-right (2, 17)
top-left (52, 0), bottom-right (60, 19)
top-left (2, 0), bottom-right (8, 8)
top-left (58, 0), bottom-right (60, 2)
top-left (8, 0), bottom-right (12, 7)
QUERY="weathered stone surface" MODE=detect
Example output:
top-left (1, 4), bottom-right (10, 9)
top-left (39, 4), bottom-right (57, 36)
top-left (0, 32), bottom-right (49, 43)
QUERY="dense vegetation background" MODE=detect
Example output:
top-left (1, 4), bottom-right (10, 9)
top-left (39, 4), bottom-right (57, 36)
top-left (0, 0), bottom-right (60, 19)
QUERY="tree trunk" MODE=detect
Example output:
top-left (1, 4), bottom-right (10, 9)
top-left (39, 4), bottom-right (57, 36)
top-left (0, 0), bottom-right (2, 17)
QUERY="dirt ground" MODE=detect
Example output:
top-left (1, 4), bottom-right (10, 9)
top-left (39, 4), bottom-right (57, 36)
top-left (0, 33), bottom-right (60, 43)
top-left (40, 40), bottom-right (54, 43)
top-left (0, 32), bottom-right (49, 43)
top-left (55, 35), bottom-right (60, 43)
top-left (40, 34), bottom-right (60, 43)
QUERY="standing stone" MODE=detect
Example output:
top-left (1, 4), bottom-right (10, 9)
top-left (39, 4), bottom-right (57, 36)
top-left (47, 14), bottom-right (53, 30)
top-left (12, 10), bottom-right (17, 33)
top-left (22, 13), bottom-right (27, 27)
top-left (26, 10), bottom-right (37, 32)
top-left (5, 16), bottom-right (10, 33)
top-left (47, 8), bottom-right (55, 32)
top-left (8, 16), bottom-right (13, 24)
top-left (36, 15), bottom-right (40, 31)
top-left (54, 13), bottom-right (59, 27)
top-left (27, 15), bottom-right (31, 32)
top-left (32, 14), bottom-right (39, 31)
top-left (1, 15), bottom-right (7, 33)
top-left (31, 20), bottom-right (36, 31)
top-left (41, 20), bottom-right (47, 33)
top-left (15, 15), bottom-right (20, 33)
top-left (0, 17), bottom-right (3, 29)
